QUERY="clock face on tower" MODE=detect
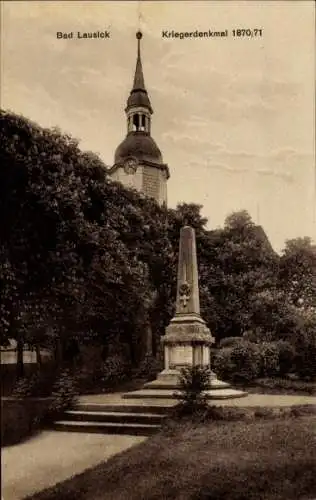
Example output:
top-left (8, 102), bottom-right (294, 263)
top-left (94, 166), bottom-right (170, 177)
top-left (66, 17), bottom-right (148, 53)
top-left (123, 157), bottom-right (138, 174)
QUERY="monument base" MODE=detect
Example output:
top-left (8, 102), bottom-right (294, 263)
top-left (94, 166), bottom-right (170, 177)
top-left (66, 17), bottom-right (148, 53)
top-left (123, 314), bottom-right (247, 401)
top-left (123, 369), bottom-right (248, 400)
top-left (145, 368), bottom-right (230, 388)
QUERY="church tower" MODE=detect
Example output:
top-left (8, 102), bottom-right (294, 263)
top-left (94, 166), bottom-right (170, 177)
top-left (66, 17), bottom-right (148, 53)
top-left (109, 31), bottom-right (169, 205)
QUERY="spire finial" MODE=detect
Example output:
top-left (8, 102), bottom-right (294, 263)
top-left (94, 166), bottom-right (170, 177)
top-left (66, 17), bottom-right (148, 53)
top-left (136, 30), bottom-right (142, 59)
top-left (125, 27), bottom-right (153, 114)
top-left (132, 30), bottom-right (146, 92)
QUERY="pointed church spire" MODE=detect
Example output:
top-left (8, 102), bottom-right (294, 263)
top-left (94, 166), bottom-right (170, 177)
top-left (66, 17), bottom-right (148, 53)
top-left (126, 31), bottom-right (153, 114)
top-left (133, 31), bottom-right (146, 91)
top-left (110, 28), bottom-right (170, 206)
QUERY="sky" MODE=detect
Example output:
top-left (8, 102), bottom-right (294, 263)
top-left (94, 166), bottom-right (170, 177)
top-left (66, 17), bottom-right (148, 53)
top-left (1, 0), bottom-right (315, 253)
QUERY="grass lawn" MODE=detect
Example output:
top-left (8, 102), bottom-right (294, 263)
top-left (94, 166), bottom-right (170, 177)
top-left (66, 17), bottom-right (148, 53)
top-left (27, 416), bottom-right (316, 500)
top-left (237, 378), bottom-right (316, 396)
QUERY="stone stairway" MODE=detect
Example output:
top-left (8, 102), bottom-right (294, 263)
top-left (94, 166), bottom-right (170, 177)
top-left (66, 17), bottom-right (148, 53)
top-left (51, 401), bottom-right (171, 436)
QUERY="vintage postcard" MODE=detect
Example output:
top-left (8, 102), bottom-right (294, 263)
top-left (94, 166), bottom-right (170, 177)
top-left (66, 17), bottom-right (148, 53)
top-left (1, 1), bottom-right (315, 499)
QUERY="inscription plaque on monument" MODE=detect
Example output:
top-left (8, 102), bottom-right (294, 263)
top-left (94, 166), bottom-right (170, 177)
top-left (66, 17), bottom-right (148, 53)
top-left (170, 345), bottom-right (193, 367)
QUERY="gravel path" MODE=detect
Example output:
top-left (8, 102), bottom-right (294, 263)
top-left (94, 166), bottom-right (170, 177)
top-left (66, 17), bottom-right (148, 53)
top-left (2, 431), bottom-right (146, 500)
top-left (79, 392), bottom-right (316, 407)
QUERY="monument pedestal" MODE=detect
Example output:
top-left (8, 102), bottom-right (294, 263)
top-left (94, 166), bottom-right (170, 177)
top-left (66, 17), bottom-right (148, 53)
top-left (124, 315), bottom-right (246, 400)
top-left (123, 226), bottom-right (247, 401)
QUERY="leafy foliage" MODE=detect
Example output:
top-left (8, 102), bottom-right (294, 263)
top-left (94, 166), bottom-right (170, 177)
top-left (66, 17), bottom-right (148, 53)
top-left (214, 342), bottom-right (262, 382)
top-left (219, 336), bottom-right (244, 348)
top-left (293, 309), bottom-right (316, 379)
top-left (134, 354), bottom-right (162, 381)
top-left (278, 237), bottom-right (316, 311)
top-left (99, 355), bottom-right (131, 389)
top-left (274, 340), bottom-right (296, 376)
top-left (47, 370), bottom-right (79, 417)
top-left (11, 370), bottom-right (55, 398)
top-left (0, 110), bottom-right (172, 366)
top-left (1, 109), bottom-right (315, 381)
top-left (175, 365), bottom-right (210, 417)
top-left (198, 211), bottom-right (278, 341)
top-left (259, 342), bottom-right (280, 377)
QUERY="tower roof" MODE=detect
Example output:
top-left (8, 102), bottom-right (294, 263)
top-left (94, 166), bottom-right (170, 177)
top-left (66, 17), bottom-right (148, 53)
top-left (113, 30), bottom-right (167, 170)
top-left (114, 132), bottom-right (163, 164)
top-left (126, 31), bottom-right (153, 113)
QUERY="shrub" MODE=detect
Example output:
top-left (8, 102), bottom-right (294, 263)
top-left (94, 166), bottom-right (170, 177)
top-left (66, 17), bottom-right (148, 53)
top-left (76, 366), bottom-right (97, 393)
top-left (175, 365), bottom-right (210, 418)
top-left (274, 340), bottom-right (296, 376)
top-left (213, 347), bottom-right (234, 380)
top-left (214, 342), bottom-right (261, 382)
top-left (79, 345), bottom-right (103, 369)
top-left (11, 375), bottom-right (39, 398)
top-left (243, 329), bottom-right (275, 343)
top-left (215, 340), bottom-right (297, 381)
top-left (76, 352), bottom-right (133, 393)
top-left (259, 342), bottom-right (280, 377)
top-left (230, 342), bottom-right (261, 381)
top-left (242, 330), bottom-right (258, 342)
top-left (294, 327), bottom-right (316, 380)
top-left (135, 354), bottom-right (162, 381)
top-left (99, 355), bottom-right (130, 389)
top-left (11, 369), bottom-right (57, 398)
top-left (219, 337), bottom-right (244, 348)
top-left (1, 362), bottom-right (40, 396)
top-left (75, 344), bottom-right (105, 393)
top-left (47, 370), bottom-right (78, 417)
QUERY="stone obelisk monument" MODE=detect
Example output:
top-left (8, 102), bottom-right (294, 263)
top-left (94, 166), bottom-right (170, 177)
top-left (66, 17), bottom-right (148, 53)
top-left (151, 225), bottom-right (215, 385)
top-left (124, 226), bottom-right (246, 399)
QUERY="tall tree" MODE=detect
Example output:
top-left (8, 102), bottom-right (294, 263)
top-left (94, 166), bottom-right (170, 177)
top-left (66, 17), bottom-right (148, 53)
top-left (0, 110), bottom-right (151, 367)
top-left (278, 237), bottom-right (316, 311)
top-left (200, 211), bottom-right (278, 340)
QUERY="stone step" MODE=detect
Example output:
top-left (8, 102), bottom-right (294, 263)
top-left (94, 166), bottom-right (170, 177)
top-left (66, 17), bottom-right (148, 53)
top-left (64, 410), bottom-right (167, 425)
top-left (51, 420), bottom-right (160, 436)
top-left (75, 403), bottom-right (175, 414)
top-left (123, 388), bottom-right (248, 400)
top-left (75, 402), bottom-right (176, 415)
top-left (144, 379), bottom-right (232, 391)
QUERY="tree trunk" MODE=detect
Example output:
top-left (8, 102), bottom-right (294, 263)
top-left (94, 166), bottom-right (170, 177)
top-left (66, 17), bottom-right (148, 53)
top-left (35, 344), bottom-right (42, 368)
top-left (145, 322), bottom-right (153, 356)
top-left (152, 327), bottom-right (157, 358)
top-left (16, 339), bottom-right (24, 379)
top-left (128, 338), bottom-right (136, 367)
top-left (55, 337), bottom-right (63, 368)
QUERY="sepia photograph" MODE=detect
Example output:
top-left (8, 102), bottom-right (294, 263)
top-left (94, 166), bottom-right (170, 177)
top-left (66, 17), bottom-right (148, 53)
top-left (1, 1), bottom-right (315, 499)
